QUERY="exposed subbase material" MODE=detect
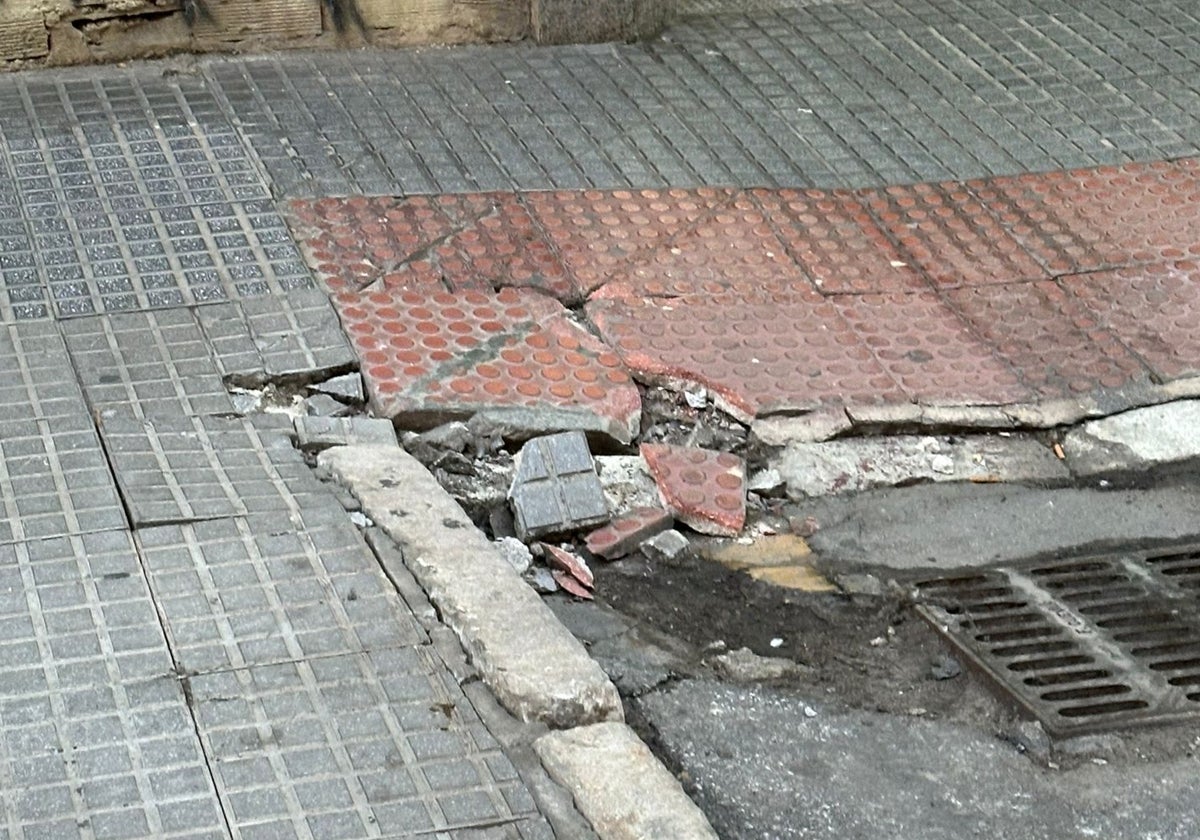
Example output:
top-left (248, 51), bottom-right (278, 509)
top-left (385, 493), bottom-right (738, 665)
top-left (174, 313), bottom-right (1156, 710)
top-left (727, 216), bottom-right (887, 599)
top-left (917, 544), bottom-right (1200, 737)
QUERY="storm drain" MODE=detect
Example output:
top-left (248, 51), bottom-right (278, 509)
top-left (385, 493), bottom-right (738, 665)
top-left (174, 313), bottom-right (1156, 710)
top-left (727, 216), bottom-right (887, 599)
top-left (916, 544), bottom-right (1200, 737)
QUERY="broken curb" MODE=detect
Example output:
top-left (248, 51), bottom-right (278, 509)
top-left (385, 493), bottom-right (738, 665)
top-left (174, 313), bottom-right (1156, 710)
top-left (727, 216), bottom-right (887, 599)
top-left (319, 445), bottom-right (623, 729)
top-left (535, 722), bottom-right (720, 840)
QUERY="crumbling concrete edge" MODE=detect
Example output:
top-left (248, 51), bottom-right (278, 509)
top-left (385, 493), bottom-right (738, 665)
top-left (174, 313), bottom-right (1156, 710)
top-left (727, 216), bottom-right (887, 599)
top-left (319, 444), bottom-right (622, 729)
top-left (534, 722), bottom-right (720, 840)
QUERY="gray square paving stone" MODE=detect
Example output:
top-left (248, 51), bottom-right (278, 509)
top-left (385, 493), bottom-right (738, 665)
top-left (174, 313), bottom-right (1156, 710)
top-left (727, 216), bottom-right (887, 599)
top-left (189, 648), bottom-right (551, 839)
top-left (134, 513), bottom-right (426, 676)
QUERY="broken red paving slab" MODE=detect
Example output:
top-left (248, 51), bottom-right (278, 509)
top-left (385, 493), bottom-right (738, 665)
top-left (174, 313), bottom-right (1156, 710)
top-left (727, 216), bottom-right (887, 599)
top-left (834, 291), bottom-right (1032, 406)
top-left (971, 160), bottom-right (1200, 275)
top-left (524, 188), bottom-right (734, 297)
top-left (862, 181), bottom-right (1049, 287)
top-left (1061, 260), bottom-right (1200, 383)
top-left (946, 281), bottom-right (1154, 398)
top-left (587, 293), bottom-right (903, 423)
top-left (751, 188), bottom-right (930, 295)
top-left (640, 444), bottom-right (746, 537)
top-left (603, 192), bottom-right (808, 300)
top-left (334, 287), bottom-right (641, 443)
top-left (585, 506), bottom-right (673, 560)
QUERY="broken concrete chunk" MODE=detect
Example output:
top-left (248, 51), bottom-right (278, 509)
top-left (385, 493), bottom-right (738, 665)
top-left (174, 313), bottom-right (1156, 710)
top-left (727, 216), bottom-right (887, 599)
top-left (542, 544), bottom-right (594, 590)
top-left (641, 444), bottom-right (746, 537)
top-left (497, 537), bottom-right (533, 575)
top-left (509, 431), bottom-right (609, 541)
top-left (293, 416), bottom-right (397, 452)
top-left (304, 393), bottom-right (352, 417)
top-left (710, 647), bottom-right (808, 683)
top-left (1063, 400), bottom-right (1200, 479)
top-left (417, 420), bottom-right (474, 453)
top-left (585, 506), bottom-right (673, 560)
top-left (747, 467), bottom-right (785, 497)
top-left (526, 566), bottom-right (560, 594)
top-left (595, 455), bottom-right (661, 514)
top-left (310, 371), bottom-right (366, 403)
top-left (641, 529), bottom-right (691, 564)
top-left (778, 434), bottom-right (1068, 498)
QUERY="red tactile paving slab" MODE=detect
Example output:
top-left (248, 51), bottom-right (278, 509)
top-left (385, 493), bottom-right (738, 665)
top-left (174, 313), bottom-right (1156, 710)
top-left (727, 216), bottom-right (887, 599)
top-left (541, 543), bottom-right (595, 589)
top-left (834, 291), bottom-right (1031, 406)
top-left (640, 444), bottom-right (745, 537)
top-left (334, 286), bottom-right (642, 443)
top-left (946, 281), bottom-right (1152, 398)
top-left (524, 188), bottom-right (734, 296)
top-left (971, 160), bottom-right (1200, 275)
top-left (587, 293), bottom-right (903, 422)
top-left (597, 192), bottom-right (810, 300)
top-left (862, 182), bottom-right (1049, 288)
top-left (751, 188), bottom-right (930, 295)
top-left (424, 195), bottom-right (575, 301)
top-left (288, 195), bottom-right (459, 293)
top-left (584, 506), bottom-right (673, 560)
top-left (1060, 261), bottom-right (1200, 383)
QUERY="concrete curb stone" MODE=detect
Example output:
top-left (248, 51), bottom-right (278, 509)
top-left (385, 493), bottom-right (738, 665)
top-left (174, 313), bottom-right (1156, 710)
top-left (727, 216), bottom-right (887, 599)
top-left (1063, 400), bottom-right (1200, 479)
top-left (318, 445), bottom-right (622, 729)
top-left (535, 722), bottom-right (721, 840)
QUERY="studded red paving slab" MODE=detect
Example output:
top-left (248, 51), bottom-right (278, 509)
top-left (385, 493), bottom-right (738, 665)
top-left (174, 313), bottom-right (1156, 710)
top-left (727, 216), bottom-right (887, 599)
top-left (300, 157), bottom-right (1200, 431)
top-left (833, 291), bottom-right (1031, 406)
top-left (333, 287), bottom-right (642, 443)
top-left (1060, 260), bottom-right (1200, 383)
top-left (751, 188), bottom-right (929, 295)
top-left (587, 293), bottom-right (904, 423)
top-left (640, 445), bottom-right (746, 537)
top-left (523, 188), bottom-right (734, 297)
top-left (970, 162), bottom-right (1200, 275)
top-left (862, 181), bottom-right (1049, 288)
top-left (946, 282), bottom-right (1154, 398)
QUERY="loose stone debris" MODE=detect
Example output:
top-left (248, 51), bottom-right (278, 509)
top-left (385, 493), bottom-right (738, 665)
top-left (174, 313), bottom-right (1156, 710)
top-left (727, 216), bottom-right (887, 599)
top-left (640, 529), bottom-right (692, 564)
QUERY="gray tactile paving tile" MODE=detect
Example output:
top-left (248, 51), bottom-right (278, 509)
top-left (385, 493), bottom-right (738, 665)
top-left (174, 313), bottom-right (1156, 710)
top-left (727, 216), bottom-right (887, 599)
top-left (509, 432), bottom-right (609, 541)
top-left (189, 648), bottom-right (551, 839)
top-left (0, 70), bottom-right (312, 319)
top-left (0, 322), bottom-right (126, 544)
top-left (0, 150), bottom-right (48, 323)
top-left (0, 531), bottom-right (226, 838)
top-left (197, 288), bottom-right (357, 385)
top-left (202, 0), bottom-right (1200, 195)
top-left (96, 413), bottom-right (305, 528)
top-left (63, 309), bottom-right (234, 417)
top-left (135, 514), bottom-right (425, 675)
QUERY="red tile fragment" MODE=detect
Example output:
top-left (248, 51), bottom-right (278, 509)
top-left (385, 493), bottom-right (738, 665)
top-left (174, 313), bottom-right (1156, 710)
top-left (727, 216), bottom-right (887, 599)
top-left (551, 569), bottom-right (594, 600)
top-left (335, 287), bottom-right (641, 443)
top-left (541, 543), bottom-right (595, 589)
top-left (584, 506), bottom-right (673, 560)
top-left (640, 444), bottom-right (746, 537)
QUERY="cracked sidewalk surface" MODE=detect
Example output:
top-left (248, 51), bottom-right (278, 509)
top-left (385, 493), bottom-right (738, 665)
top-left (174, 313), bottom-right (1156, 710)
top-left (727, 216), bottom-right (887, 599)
top-left (1, 0), bottom-right (1200, 836)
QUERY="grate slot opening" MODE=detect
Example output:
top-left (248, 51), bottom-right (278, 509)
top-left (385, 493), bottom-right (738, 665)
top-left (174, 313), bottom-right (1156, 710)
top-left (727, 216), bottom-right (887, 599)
top-left (992, 640), bottom-right (1074, 659)
top-left (973, 626), bottom-right (1060, 644)
top-left (1097, 613), bottom-right (1177, 631)
top-left (1006, 654), bottom-right (1094, 672)
top-left (1041, 684), bottom-right (1132, 702)
top-left (1023, 668), bottom-right (1112, 687)
top-left (1058, 699), bottom-right (1149, 718)
top-left (1113, 627), bottom-right (1193, 645)
top-left (1149, 657), bottom-right (1200, 672)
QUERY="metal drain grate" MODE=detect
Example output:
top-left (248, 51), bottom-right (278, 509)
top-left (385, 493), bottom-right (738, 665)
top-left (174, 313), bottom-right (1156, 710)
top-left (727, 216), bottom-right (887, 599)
top-left (916, 544), bottom-right (1200, 737)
